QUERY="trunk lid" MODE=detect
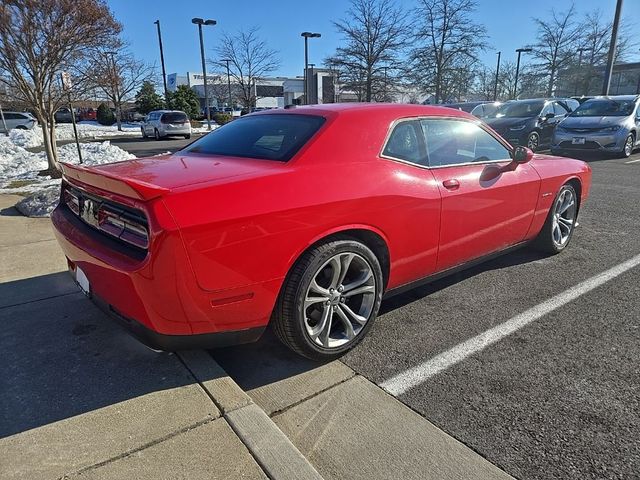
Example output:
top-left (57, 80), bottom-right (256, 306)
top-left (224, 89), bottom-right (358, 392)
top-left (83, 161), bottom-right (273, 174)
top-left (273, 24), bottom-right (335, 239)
top-left (63, 153), bottom-right (283, 200)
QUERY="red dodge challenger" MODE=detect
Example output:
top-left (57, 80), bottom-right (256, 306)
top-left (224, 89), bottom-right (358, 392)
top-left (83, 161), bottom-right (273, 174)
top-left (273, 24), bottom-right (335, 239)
top-left (51, 104), bottom-right (591, 360)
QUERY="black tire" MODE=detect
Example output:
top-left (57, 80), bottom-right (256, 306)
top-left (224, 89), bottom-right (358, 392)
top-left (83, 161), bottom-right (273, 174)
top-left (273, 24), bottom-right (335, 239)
top-left (15, 125), bottom-right (27, 130)
top-left (526, 131), bottom-right (540, 152)
top-left (272, 238), bottom-right (384, 361)
top-left (141, 127), bottom-right (147, 139)
top-left (154, 129), bottom-right (161, 141)
top-left (184, 134), bottom-right (191, 139)
top-left (619, 133), bottom-right (635, 158)
top-left (533, 184), bottom-right (578, 254)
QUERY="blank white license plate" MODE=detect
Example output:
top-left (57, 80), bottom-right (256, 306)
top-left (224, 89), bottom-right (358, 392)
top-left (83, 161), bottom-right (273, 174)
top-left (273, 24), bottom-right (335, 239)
top-left (75, 266), bottom-right (90, 296)
top-left (572, 137), bottom-right (586, 145)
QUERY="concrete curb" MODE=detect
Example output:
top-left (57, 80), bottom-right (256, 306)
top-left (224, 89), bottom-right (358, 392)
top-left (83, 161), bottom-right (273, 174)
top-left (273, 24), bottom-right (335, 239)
top-left (178, 350), bottom-right (324, 480)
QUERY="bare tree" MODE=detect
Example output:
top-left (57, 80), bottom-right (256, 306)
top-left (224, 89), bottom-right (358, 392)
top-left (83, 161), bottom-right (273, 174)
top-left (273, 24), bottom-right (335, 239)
top-left (410, 0), bottom-right (487, 104)
top-left (89, 49), bottom-right (155, 130)
top-left (529, 4), bottom-right (581, 96)
top-left (0, 0), bottom-right (120, 175)
top-left (210, 28), bottom-right (279, 109)
top-left (571, 11), bottom-right (634, 95)
top-left (326, 0), bottom-right (410, 103)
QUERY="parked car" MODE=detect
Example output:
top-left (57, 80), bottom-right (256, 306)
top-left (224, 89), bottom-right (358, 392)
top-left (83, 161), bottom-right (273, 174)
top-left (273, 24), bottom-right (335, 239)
top-left (54, 108), bottom-right (74, 123)
top-left (141, 110), bottom-right (191, 140)
top-left (441, 101), bottom-right (502, 118)
top-left (0, 111), bottom-right (37, 132)
top-left (484, 98), bottom-right (579, 151)
top-left (552, 95), bottom-right (640, 158)
top-left (51, 104), bottom-right (591, 360)
top-left (79, 108), bottom-right (97, 121)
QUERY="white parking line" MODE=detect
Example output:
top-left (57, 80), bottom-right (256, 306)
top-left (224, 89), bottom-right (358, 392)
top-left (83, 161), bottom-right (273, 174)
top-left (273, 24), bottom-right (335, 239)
top-left (381, 253), bottom-right (640, 396)
top-left (625, 158), bottom-right (640, 164)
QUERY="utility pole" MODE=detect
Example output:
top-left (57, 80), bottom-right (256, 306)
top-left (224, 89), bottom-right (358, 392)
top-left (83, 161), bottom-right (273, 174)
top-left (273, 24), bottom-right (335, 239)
top-left (154, 20), bottom-right (169, 105)
top-left (192, 18), bottom-right (217, 129)
top-left (493, 51), bottom-right (501, 101)
top-left (602, 0), bottom-right (623, 95)
top-left (308, 64), bottom-right (315, 104)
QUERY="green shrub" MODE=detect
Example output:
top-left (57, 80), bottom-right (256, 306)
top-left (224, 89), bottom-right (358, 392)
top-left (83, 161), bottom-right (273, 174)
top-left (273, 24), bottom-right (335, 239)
top-left (96, 103), bottom-right (115, 125)
top-left (213, 113), bottom-right (232, 125)
top-left (190, 120), bottom-right (203, 128)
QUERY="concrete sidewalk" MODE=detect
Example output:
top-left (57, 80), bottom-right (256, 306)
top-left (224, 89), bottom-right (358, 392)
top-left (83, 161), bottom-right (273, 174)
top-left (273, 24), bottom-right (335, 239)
top-left (1, 193), bottom-right (513, 479)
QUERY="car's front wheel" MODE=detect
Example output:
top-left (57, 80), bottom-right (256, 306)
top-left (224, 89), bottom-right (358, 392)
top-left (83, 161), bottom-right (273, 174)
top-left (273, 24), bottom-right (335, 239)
top-left (527, 131), bottom-right (540, 152)
top-left (620, 133), bottom-right (635, 158)
top-left (154, 129), bottom-right (161, 141)
top-left (272, 239), bottom-right (383, 361)
top-left (534, 184), bottom-right (578, 254)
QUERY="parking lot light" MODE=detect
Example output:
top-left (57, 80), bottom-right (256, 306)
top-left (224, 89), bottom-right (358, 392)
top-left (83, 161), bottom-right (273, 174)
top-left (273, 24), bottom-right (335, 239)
top-left (301, 32), bottom-right (321, 105)
top-left (192, 18), bottom-right (217, 130)
top-left (514, 48), bottom-right (533, 99)
top-left (493, 51), bottom-right (501, 101)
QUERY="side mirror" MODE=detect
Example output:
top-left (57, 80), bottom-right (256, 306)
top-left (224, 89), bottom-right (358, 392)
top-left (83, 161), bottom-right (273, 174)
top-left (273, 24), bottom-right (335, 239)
top-left (513, 146), bottom-right (534, 164)
top-left (543, 112), bottom-right (555, 121)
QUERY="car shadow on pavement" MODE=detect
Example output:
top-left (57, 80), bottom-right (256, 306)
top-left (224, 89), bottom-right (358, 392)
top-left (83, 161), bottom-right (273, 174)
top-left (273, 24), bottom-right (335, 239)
top-left (380, 247), bottom-right (549, 315)
top-left (0, 271), bottom-right (221, 439)
top-left (0, 205), bottom-right (21, 216)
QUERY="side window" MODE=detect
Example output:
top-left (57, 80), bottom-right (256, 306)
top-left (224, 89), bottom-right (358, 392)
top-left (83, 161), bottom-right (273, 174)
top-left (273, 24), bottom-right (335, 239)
top-left (554, 102), bottom-right (569, 116)
top-left (382, 120), bottom-right (425, 165)
top-left (470, 104), bottom-right (483, 117)
top-left (541, 103), bottom-right (554, 117)
top-left (420, 119), bottom-right (511, 167)
top-left (3, 113), bottom-right (18, 120)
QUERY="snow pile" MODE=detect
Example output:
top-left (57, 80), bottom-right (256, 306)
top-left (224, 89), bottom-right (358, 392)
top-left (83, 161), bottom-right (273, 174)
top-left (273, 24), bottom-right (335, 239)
top-left (191, 124), bottom-right (219, 134)
top-left (0, 138), bottom-right (136, 216)
top-left (15, 186), bottom-right (61, 217)
top-left (8, 121), bottom-right (141, 148)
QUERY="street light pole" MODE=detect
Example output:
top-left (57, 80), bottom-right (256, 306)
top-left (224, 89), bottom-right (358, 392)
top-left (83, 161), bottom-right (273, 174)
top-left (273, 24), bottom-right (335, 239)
top-left (514, 48), bottom-right (532, 99)
top-left (493, 51), bottom-right (501, 101)
top-left (602, 0), bottom-right (624, 95)
top-left (192, 18), bottom-right (217, 130)
top-left (301, 32), bottom-right (321, 105)
top-left (154, 20), bottom-right (169, 105)
top-left (222, 59), bottom-right (233, 111)
top-left (308, 63), bottom-right (315, 104)
top-left (574, 48), bottom-right (589, 96)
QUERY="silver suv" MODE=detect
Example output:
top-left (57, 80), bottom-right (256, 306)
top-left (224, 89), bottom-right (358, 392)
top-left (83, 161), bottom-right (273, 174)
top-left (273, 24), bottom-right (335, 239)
top-left (141, 110), bottom-right (191, 140)
top-left (0, 111), bottom-right (37, 133)
top-left (552, 95), bottom-right (640, 158)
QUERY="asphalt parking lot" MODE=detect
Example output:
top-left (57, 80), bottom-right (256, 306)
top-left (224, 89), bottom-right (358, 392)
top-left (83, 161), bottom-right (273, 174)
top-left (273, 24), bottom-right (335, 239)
top-left (209, 149), bottom-right (640, 480)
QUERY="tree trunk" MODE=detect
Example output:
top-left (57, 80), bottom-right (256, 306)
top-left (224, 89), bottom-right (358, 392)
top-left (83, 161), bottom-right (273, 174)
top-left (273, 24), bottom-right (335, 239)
top-left (116, 104), bottom-right (122, 131)
top-left (547, 65), bottom-right (556, 97)
top-left (39, 120), bottom-right (61, 178)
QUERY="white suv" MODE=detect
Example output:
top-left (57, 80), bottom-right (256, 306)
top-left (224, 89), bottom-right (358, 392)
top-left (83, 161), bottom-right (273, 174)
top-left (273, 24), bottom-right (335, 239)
top-left (141, 110), bottom-right (191, 140)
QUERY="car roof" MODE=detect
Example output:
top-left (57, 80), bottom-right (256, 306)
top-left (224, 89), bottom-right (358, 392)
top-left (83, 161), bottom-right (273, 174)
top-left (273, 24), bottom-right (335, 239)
top-left (149, 110), bottom-right (187, 114)
top-left (253, 102), bottom-right (474, 121)
top-left (585, 95), bottom-right (639, 101)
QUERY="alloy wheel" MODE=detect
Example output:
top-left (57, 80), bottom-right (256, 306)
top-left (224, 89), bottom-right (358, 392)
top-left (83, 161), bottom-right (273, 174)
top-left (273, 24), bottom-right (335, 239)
top-left (552, 188), bottom-right (576, 247)
top-left (624, 135), bottom-right (634, 157)
top-left (303, 252), bottom-right (376, 348)
top-left (527, 132), bottom-right (539, 151)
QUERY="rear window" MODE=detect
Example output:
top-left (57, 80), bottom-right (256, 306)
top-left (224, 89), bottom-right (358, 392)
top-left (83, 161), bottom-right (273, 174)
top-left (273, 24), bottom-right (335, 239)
top-left (183, 114), bottom-right (325, 162)
top-left (161, 112), bottom-right (189, 123)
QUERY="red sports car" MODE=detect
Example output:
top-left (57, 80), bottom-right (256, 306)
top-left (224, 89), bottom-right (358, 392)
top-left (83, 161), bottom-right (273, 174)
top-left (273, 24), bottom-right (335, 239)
top-left (51, 104), bottom-right (591, 360)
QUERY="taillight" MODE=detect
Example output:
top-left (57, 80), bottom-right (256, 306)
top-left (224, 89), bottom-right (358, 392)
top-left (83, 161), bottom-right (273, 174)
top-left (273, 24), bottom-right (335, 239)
top-left (97, 205), bottom-right (149, 249)
top-left (63, 188), bottom-right (80, 215)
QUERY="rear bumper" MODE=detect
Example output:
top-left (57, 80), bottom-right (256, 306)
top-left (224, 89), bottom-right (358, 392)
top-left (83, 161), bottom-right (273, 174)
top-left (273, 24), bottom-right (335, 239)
top-left (90, 290), bottom-right (264, 351)
top-left (51, 198), bottom-right (273, 346)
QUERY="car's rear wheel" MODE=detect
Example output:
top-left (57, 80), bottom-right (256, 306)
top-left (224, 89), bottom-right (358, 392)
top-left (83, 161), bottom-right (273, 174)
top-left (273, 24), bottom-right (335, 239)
top-left (141, 127), bottom-right (147, 139)
top-left (534, 184), bottom-right (578, 254)
top-left (184, 134), bottom-right (191, 139)
top-left (620, 133), bottom-right (635, 158)
top-left (527, 131), bottom-right (540, 152)
top-left (272, 239), bottom-right (383, 361)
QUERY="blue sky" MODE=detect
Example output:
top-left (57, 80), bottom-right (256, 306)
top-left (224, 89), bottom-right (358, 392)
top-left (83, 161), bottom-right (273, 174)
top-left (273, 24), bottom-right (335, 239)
top-left (107, 0), bottom-right (640, 79)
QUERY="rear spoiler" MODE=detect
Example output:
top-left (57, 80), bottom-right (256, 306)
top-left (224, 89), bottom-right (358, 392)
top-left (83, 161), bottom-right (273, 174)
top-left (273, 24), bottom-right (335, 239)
top-left (60, 162), bottom-right (169, 201)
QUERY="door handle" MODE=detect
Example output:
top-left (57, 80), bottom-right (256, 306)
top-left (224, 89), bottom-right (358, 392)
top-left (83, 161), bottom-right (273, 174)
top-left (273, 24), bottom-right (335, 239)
top-left (442, 179), bottom-right (460, 190)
